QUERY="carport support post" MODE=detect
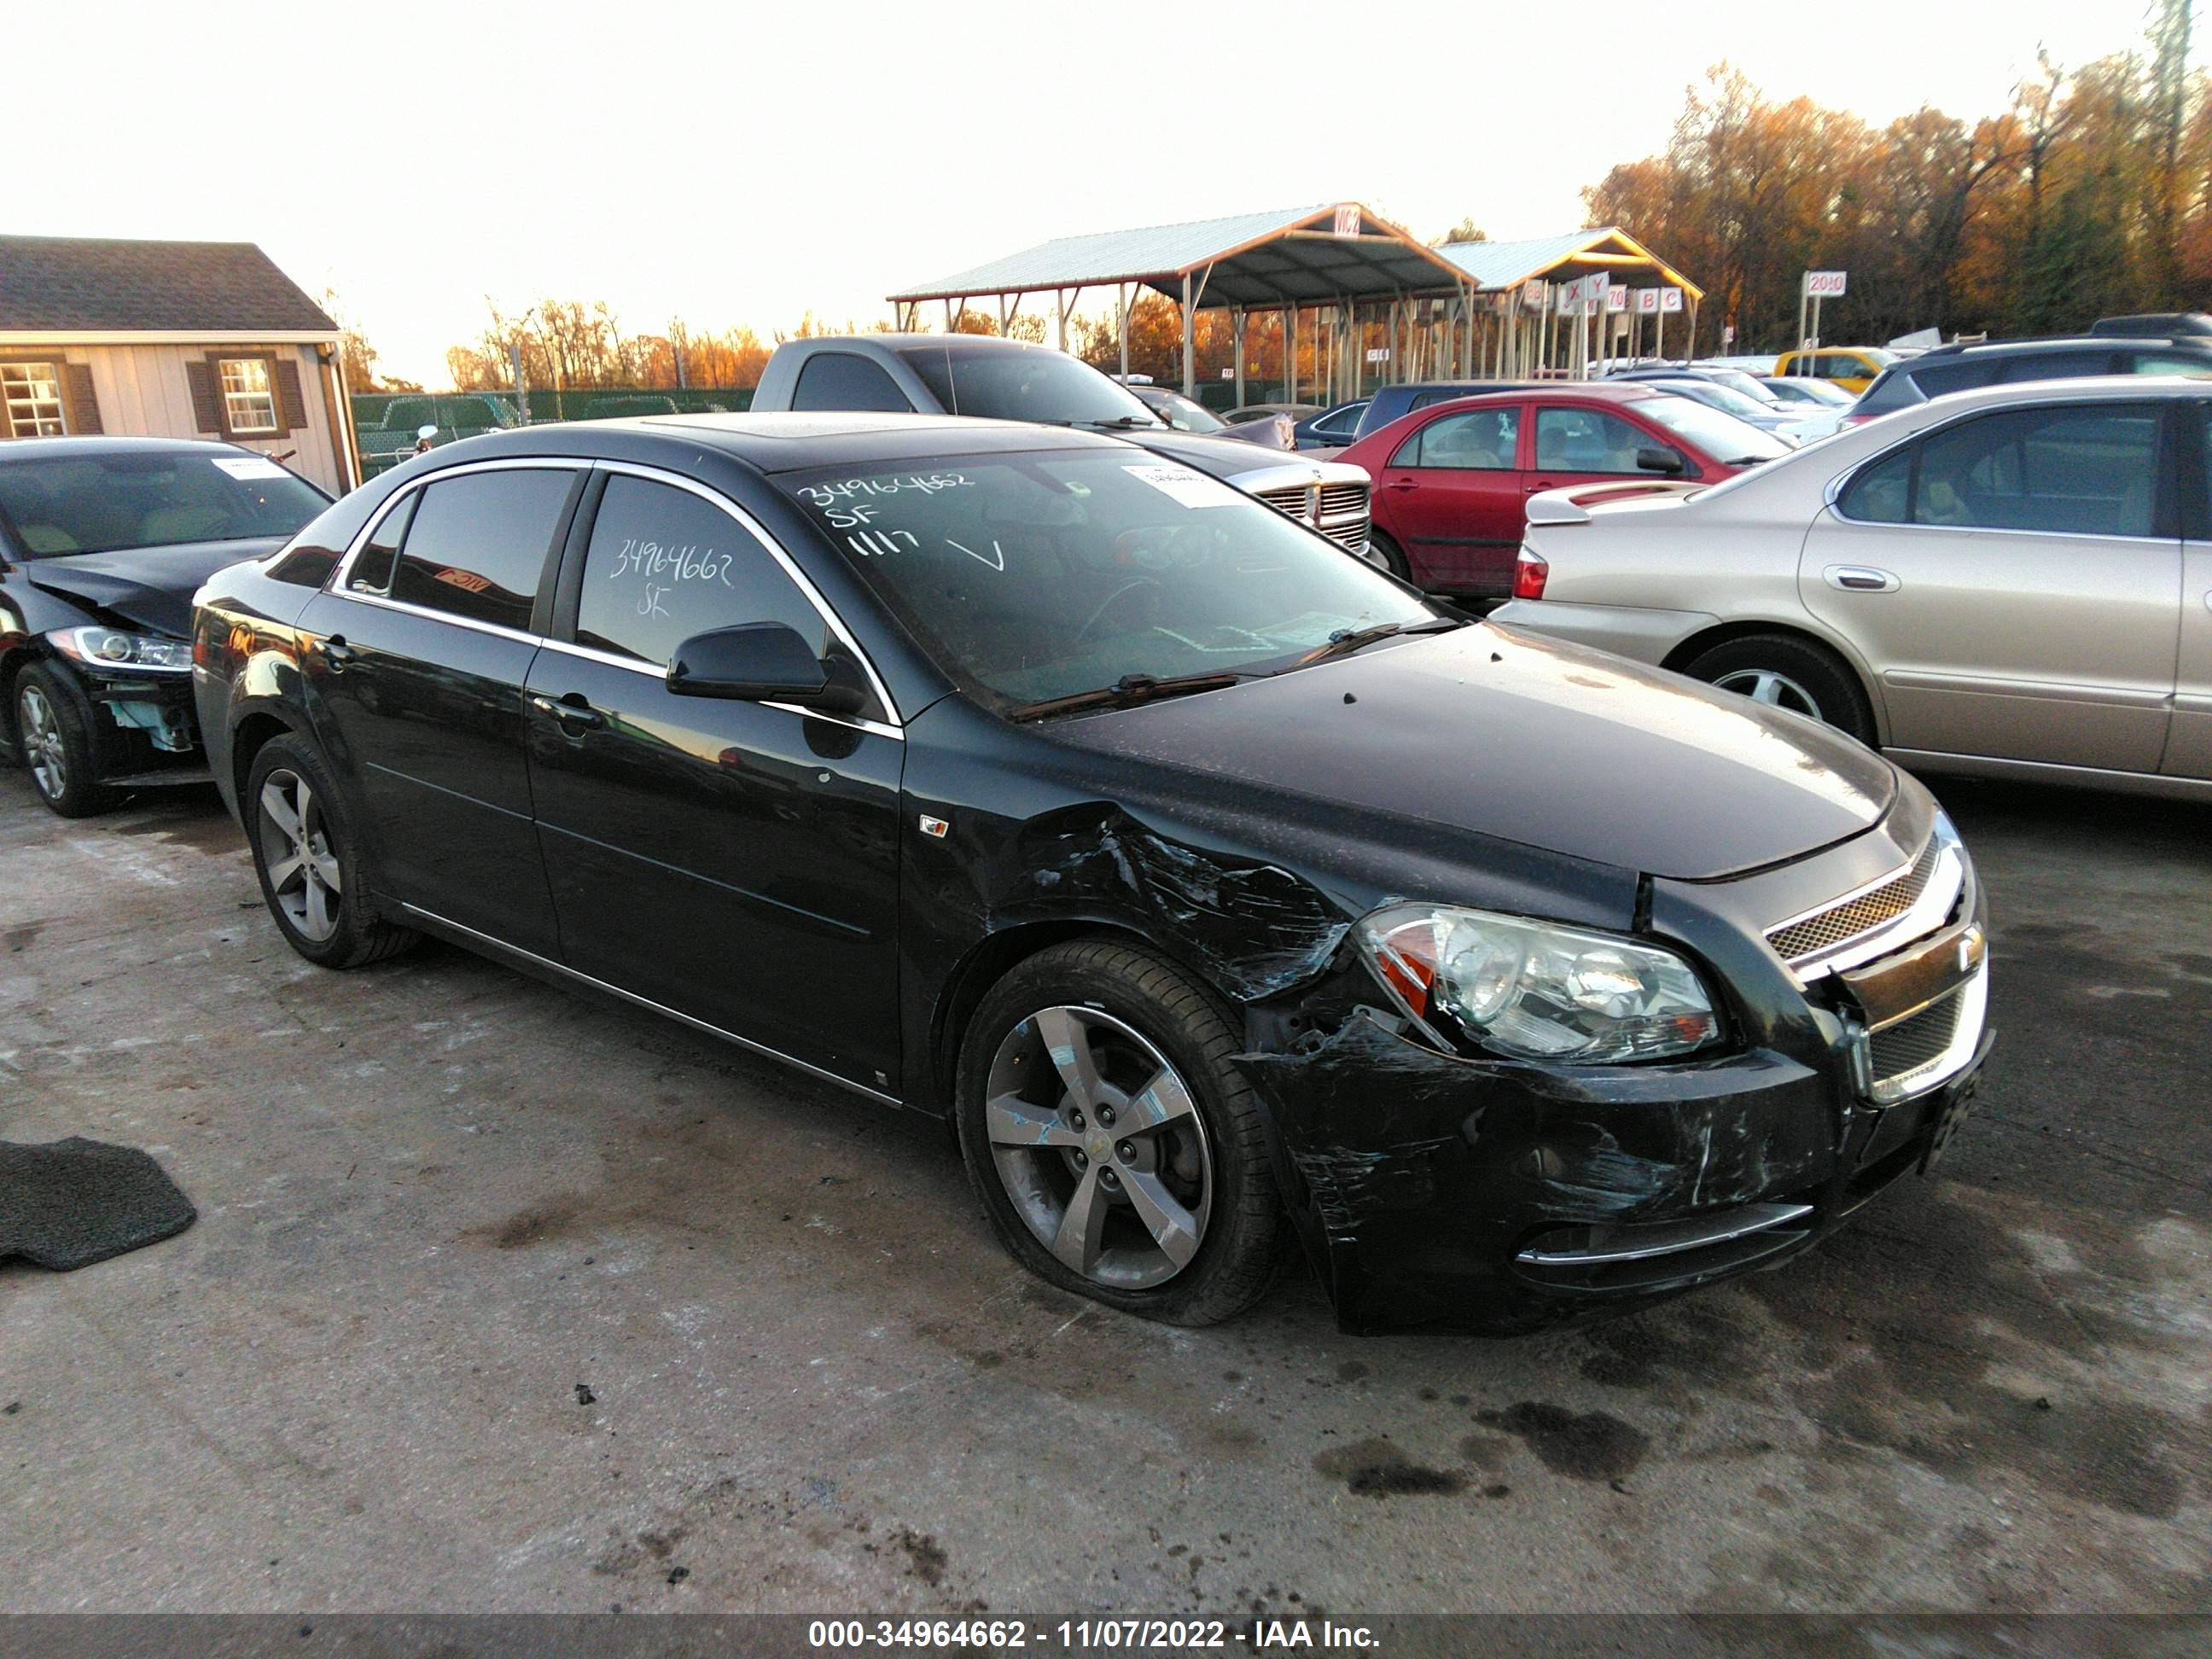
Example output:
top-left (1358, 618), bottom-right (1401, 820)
top-left (1233, 310), bottom-right (1245, 405)
top-left (1179, 272), bottom-right (1193, 395)
top-left (1118, 283), bottom-right (1131, 381)
top-left (1284, 304), bottom-right (1297, 405)
top-left (1055, 288), bottom-right (1078, 352)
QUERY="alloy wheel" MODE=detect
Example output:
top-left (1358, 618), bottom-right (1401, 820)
top-left (983, 1004), bottom-right (1214, 1289)
top-left (258, 769), bottom-right (343, 942)
top-left (18, 684), bottom-right (66, 800)
top-left (1712, 667), bottom-right (1822, 719)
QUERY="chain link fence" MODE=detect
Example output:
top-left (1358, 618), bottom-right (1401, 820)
top-left (352, 388), bottom-right (757, 477)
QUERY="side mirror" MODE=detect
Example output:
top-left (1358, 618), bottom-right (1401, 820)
top-left (667, 622), bottom-right (864, 713)
top-left (1636, 446), bottom-right (1686, 476)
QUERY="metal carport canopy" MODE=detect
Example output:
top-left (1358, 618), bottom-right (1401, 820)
top-left (885, 203), bottom-right (1481, 397)
top-left (885, 202), bottom-right (1471, 310)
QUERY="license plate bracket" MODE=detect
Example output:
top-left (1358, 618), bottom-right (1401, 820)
top-left (1918, 1077), bottom-right (1978, 1173)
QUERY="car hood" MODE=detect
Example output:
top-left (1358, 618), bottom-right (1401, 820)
top-left (1049, 622), bottom-right (1897, 882)
top-left (26, 537), bottom-right (287, 637)
top-left (1126, 428), bottom-right (1318, 481)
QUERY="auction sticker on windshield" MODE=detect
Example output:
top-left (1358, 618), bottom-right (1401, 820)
top-left (212, 456), bottom-right (289, 480)
top-left (1122, 463), bottom-right (1237, 509)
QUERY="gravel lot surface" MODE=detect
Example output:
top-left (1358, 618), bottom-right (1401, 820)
top-left (2, 772), bottom-right (2206, 1615)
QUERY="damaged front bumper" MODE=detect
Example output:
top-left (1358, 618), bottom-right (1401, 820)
top-left (61, 661), bottom-right (207, 785)
top-left (1238, 830), bottom-right (1993, 1336)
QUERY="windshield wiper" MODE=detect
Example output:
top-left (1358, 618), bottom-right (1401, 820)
top-left (1004, 672), bottom-right (1241, 724)
top-left (1296, 616), bottom-right (1464, 665)
top-left (1081, 416), bottom-right (1162, 430)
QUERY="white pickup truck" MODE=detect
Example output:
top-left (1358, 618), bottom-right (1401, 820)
top-left (750, 334), bottom-right (1375, 560)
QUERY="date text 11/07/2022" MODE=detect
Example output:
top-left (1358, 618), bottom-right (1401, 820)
top-left (804, 1617), bottom-right (1381, 1649)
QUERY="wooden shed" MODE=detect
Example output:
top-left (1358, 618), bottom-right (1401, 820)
top-left (0, 236), bottom-right (360, 495)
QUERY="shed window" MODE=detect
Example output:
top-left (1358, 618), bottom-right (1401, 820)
top-left (219, 358), bottom-right (281, 434)
top-left (3, 363), bottom-right (67, 438)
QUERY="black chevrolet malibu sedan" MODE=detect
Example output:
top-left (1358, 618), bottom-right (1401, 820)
top-left (191, 414), bottom-right (1991, 1333)
top-left (1, 436), bottom-right (330, 815)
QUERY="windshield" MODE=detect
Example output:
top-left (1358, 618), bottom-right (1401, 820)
top-left (1136, 387), bottom-right (1227, 434)
top-left (782, 451), bottom-right (1437, 710)
top-left (897, 345), bottom-right (1164, 428)
top-left (1656, 379), bottom-right (1774, 422)
top-left (1703, 368), bottom-right (1780, 405)
top-left (0, 451), bottom-right (329, 557)
top-left (1637, 397), bottom-right (1792, 462)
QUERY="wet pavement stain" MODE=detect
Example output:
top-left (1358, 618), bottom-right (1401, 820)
top-left (1313, 1438), bottom-right (1465, 1498)
top-left (1476, 1402), bottom-right (1650, 1482)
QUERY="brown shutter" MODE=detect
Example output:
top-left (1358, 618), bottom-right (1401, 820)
top-left (185, 358), bottom-right (224, 434)
top-left (61, 363), bottom-right (103, 434)
top-left (275, 358), bottom-right (307, 432)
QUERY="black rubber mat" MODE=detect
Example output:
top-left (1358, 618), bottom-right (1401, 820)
top-left (0, 1137), bottom-right (196, 1270)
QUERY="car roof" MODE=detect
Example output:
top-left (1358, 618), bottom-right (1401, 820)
top-left (1912, 335), bottom-right (2211, 361)
top-left (449, 410), bottom-right (1134, 474)
top-left (0, 434), bottom-right (251, 463)
top-left (802, 331), bottom-right (1051, 359)
top-left (1874, 372), bottom-right (2212, 411)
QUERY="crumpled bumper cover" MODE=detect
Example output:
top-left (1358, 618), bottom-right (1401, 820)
top-left (1238, 977), bottom-right (1990, 1337)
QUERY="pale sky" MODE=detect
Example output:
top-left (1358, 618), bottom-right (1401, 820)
top-left (15, 0), bottom-right (2177, 387)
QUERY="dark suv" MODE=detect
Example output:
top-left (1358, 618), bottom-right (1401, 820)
top-left (1853, 335), bottom-right (2212, 422)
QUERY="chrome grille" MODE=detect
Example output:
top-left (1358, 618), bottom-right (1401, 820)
top-left (1320, 519), bottom-right (1369, 550)
top-left (1869, 989), bottom-right (1963, 1086)
top-left (1254, 485), bottom-right (1311, 520)
top-left (1768, 835), bottom-right (1941, 965)
top-left (1318, 482), bottom-right (1369, 521)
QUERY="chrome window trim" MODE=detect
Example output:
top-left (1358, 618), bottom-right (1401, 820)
top-left (1825, 394), bottom-right (2170, 539)
top-left (589, 459), bottom-right (903, 728)
top-left (325, 587), bottom-right (543, 649)
top-left (533, 636), bottom-right (904, 742)
top-left (329, 456), bottom-right (584, 593)
top-left (397, 901), bottom-right (899, 1108)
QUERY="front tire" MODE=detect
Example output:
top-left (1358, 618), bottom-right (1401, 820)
top-left (245, 735), bottom-right (418, 969)
top-left (1363, 528), bottom-right (1411, 581)
top-left (1680, 633), bottom-right (1877, 746)
top-left (954, 940), bottom-right (1283, 1326)
top-left (15, 665), bottom-right (105, 818)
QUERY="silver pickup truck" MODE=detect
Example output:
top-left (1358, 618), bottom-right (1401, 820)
top-left (750, 335), bottom-right (1374, 558)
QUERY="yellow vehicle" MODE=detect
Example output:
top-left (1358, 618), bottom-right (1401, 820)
top-left (1776, 346), bottom-right (1897, 392)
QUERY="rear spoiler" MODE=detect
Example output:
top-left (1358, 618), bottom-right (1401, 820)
top-left (1524, 479), bottom-right (1704, 526)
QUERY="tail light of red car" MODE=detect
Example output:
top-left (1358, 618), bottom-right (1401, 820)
top-left (1512, 544), bottom-right (1548, 601)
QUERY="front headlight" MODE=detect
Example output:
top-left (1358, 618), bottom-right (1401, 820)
top-left (1357, 902), bottom-right (1722, 1063)
top-left (47, 626), bottom-right (193, 674)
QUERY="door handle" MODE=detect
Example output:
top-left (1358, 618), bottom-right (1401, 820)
top-left (1824, 565), bottom-right (1901, 593)
top-left (320, 635), bottom-right (356, 671)
top-left (1524, 480), bottom-right (1557, 494)
top-left (1384, 479), bottom-right (1418, 491)
top-left (530, 692), bottom-right (603, 730)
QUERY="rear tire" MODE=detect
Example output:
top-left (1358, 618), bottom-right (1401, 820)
top-left (15, 665), bottom-right (106, 818)
top-left (1681, 632), bottom-right (1877, 746)
top-left (954, 940), bottom-right (1283, 1326)
top-left (245, 735), bottom-right (418, 969)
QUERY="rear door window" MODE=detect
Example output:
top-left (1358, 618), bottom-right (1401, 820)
top-left (1391, 407), bottom-right (1519, 469)
top-left (2129, 352), bottom-right (2212, 377)
top-left (1911, 359), bottom-right (2005, 400)
top-left (1911, 405), bottom-right (2160, 537)
top-left (1999, 350), bottom-right (2117, 383)
top-left (789, 352), bottom-right (913, 413)
top-left (574, 474), bottom-right (831, 667)
top-left (388, 469), bottom-right (573, 631)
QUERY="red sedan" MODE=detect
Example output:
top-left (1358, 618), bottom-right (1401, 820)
top-left (1337, 382), bottom-right (1791, 597)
